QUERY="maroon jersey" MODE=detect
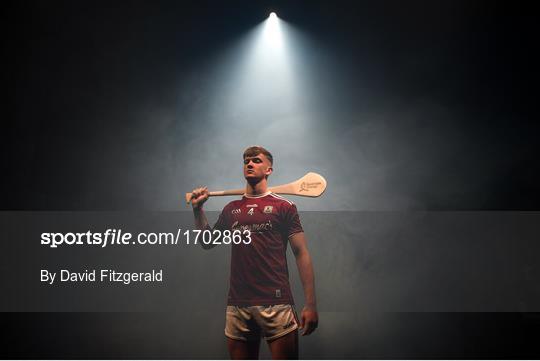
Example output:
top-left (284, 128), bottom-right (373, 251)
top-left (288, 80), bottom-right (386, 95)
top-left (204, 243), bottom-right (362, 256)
top-left (214, 191), bottom-right (303, 306)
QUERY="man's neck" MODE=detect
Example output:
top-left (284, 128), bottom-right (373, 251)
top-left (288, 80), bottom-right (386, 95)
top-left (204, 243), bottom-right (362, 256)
top-left (245, 179), bottom-right (268, 196)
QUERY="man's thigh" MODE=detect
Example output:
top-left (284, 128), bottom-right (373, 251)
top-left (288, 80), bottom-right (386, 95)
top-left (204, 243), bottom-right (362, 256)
top-left (267, 328), bottom-right (298, 360)
top-left (227, 336), bottom-right (260, 360)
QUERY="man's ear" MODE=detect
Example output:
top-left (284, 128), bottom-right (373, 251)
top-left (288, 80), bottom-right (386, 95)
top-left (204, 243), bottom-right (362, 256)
top-left (266, 166), bottom-right (273, 177)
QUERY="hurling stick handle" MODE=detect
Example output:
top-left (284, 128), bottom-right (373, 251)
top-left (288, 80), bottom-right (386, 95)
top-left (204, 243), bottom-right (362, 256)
top-left (209, 189), bottom-right (245, 197)
top-left (185, 188), bottom-right (245, 204)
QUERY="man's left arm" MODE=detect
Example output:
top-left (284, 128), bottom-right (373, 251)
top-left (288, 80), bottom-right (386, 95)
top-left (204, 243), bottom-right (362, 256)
top-left (289, 232), bottom-right (319, 336)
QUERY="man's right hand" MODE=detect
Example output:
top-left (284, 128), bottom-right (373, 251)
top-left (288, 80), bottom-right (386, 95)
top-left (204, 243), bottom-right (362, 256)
top-left (190, 186), bottom-right (209, 209)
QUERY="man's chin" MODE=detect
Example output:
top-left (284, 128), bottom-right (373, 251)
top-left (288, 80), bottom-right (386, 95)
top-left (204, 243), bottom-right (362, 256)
top-left (244, 174), bottom-right (262, 182)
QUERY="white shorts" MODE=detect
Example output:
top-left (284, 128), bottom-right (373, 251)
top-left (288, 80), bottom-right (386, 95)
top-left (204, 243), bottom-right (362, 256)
top-left (225, 304), bottom-right (299, 342)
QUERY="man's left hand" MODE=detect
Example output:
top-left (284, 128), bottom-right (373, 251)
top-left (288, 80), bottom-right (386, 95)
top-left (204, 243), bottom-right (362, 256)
top-left (299, 306), bottom-right (318, 336)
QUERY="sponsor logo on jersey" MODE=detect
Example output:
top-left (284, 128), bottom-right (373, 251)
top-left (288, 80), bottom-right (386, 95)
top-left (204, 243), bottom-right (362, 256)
top-left (231, 220), bottom-right (273, 232)
top-left (231, 208), bottom-right (241, 214)
top-left (263, 206), bottom-right (273, 213)
top-left (247, 208), bottom-right (255, 216)
top-left (246, 204), bottom-right (258, 207)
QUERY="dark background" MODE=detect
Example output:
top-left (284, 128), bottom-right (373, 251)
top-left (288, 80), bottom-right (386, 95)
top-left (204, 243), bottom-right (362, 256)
top-left (4, 0), bottom-right (540, 358)
top-left (6, 0), bottom-right (540, 211)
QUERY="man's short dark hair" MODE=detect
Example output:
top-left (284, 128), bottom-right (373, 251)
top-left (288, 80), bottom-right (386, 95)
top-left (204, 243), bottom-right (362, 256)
top-left (243, 145), bottom-right (273, 166)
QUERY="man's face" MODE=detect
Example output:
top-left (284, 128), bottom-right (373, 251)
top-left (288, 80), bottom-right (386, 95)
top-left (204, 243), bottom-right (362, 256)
top-left (243, 153), bottom-right (273, 181)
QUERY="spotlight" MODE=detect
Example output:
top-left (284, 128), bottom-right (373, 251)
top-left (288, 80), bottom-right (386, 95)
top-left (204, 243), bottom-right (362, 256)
top-left (262, 11), bottom-right (282, 49)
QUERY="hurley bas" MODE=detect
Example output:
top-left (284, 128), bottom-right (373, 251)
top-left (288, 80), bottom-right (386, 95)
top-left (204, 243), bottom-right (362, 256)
top-left (41, 269), bottom-right (163, 285)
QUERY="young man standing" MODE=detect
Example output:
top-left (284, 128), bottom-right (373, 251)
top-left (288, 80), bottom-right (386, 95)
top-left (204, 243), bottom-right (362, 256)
top-left (190, 146), bottom-right (318, 359)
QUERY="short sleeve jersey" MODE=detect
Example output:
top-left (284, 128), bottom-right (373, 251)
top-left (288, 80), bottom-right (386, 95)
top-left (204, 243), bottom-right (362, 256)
top-left (214, 191), bottom-right (303, 306)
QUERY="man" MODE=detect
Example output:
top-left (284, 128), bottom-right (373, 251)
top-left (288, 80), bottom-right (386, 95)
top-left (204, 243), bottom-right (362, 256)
top-left (190, 145), bottom-right (318, 359)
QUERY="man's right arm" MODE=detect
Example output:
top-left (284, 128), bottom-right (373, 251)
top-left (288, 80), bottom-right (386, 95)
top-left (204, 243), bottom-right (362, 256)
top-left (190, 186), bottom-right (217, 250)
